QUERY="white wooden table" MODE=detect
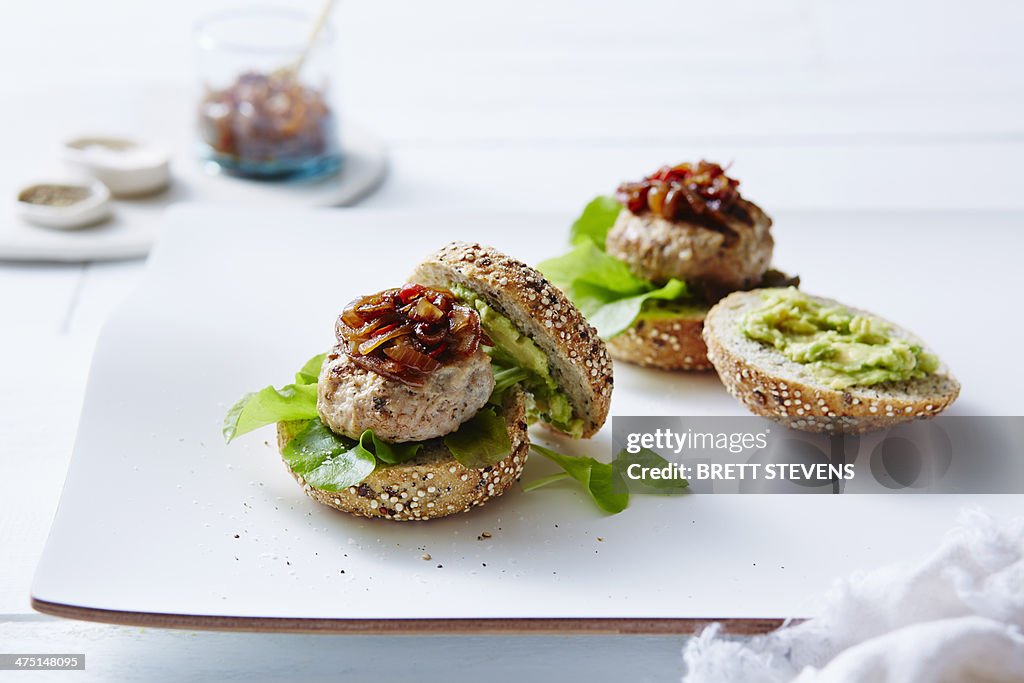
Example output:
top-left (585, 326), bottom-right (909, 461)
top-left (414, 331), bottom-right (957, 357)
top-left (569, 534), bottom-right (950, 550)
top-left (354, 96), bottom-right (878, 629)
top-left (2, 1), bottom-right (1022, 679)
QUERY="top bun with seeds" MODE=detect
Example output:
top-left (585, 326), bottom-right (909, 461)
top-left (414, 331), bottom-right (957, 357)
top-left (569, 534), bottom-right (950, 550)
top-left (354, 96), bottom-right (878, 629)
top-left (411, 241), bottom-right (613, 438)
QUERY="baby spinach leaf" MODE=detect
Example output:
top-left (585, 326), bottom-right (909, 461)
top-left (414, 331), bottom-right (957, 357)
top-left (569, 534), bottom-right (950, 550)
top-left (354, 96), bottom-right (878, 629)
top-left (281, 419), bottom-right (354, 473)
top-left (358, 430), bottom-right (423, 465)
top-left (613, 448), bottom-right (690, 493)
top-left (520, 471), bottom-right (570, 493)
top-left (444, 406), bottom-right (511, 468)
top-left (529, 444), bottom-right (629, 514)
top-left (282, 419), bottom-right (375, 492)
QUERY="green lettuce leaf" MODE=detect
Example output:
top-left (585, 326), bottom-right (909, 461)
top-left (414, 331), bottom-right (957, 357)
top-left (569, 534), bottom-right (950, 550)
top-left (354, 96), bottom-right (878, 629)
top-left (540, 241), bottom-right (648, 295)
top-left (223, 383), bottom-right (319, 443)
top-left (539, 242), bottom-right (689, 339)
top-left (569, 195), bottom-right (622, 248)
top-left (528, 444), bottom-right (629, 514)
top-left (295, 353), bottom-right (326, 385)
top-left (571, 277), bottom-right (688, 337)
top-left (223, 354), bottom-right (326, 442)
top-left (443, 405), bottom-right (511, 468)
top-left (281, 419), bottom-right (376, 492)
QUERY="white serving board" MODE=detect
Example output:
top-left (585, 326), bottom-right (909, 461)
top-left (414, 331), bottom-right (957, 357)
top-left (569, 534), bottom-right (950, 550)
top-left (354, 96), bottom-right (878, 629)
top-left (32, 207), bottom-right (1024, 627)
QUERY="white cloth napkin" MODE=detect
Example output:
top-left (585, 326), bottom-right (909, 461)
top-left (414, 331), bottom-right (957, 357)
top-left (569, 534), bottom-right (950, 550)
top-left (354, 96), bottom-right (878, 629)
top-left (682, 509), bottom-right (1024, 682)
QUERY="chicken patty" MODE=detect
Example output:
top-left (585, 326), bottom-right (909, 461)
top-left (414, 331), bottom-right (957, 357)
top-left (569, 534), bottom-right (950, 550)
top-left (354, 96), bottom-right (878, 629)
top-left (317, 347), bottom-right (495, 443)
top-left (605, 200), bottom-right (773, 295)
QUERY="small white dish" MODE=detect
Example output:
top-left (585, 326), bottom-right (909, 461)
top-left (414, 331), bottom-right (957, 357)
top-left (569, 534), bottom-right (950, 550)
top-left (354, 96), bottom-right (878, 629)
top-left (1, 122), bottom-right (387, 261)
top-left (62, 136), bottom-right (171, 197)
top-left (15, 179), bottom-right (112, 230)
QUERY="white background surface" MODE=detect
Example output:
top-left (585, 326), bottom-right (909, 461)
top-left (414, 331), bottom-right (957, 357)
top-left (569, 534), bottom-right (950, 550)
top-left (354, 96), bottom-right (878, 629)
top-left (2, 0), bottom-right (1024, 680)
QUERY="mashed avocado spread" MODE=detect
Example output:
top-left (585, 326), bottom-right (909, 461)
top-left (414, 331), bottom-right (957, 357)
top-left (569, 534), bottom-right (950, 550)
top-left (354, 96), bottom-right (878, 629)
top-left (740, 288), bottom-right (938, 389)
top-left (452, 285), bottom-right (583, 437)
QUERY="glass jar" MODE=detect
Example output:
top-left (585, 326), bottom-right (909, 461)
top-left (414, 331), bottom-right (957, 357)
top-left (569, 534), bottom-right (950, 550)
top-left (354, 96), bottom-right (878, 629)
top-left (193, 8), bottom-right (342, 180)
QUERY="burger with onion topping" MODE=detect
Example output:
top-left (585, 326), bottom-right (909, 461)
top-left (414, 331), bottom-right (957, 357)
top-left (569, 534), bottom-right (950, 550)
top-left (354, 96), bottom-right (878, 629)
top-left (539, 161), bottom-right (797, 371)
top-left (224, 242), bottom-right (612, 521)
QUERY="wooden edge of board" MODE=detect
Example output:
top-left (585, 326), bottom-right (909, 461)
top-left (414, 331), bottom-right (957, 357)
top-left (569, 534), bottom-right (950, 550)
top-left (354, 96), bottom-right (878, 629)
top-left (32, 599), bottom-right (793, 635)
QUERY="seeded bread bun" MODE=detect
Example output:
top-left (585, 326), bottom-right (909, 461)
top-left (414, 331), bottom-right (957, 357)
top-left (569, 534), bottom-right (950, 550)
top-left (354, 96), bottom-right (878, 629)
top-left (604, 272), bottom-right (798, 372)
top-left (606, 307), bottom-right (713, 371)
top-left (277, 387), bottom-right (530, 521)
top-left (410, 242), bottom-right (613, 438)
top-left (703, 289), bottom-right (960, 433)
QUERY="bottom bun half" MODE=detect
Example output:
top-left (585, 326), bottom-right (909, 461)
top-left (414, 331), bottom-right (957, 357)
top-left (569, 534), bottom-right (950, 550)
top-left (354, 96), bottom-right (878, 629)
top-left (277, 386), bottom-right (530, 521)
